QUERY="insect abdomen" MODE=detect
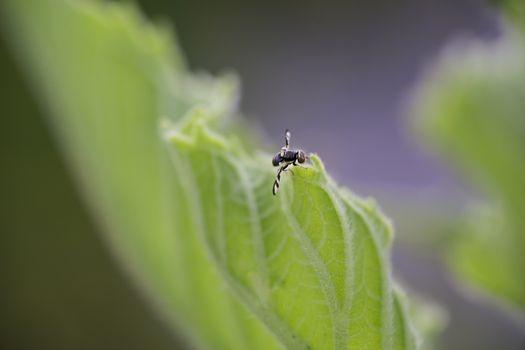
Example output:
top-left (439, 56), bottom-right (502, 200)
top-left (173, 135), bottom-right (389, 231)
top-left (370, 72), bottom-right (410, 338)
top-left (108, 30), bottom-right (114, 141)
top-left (272, 153), bottom-right (282, 166)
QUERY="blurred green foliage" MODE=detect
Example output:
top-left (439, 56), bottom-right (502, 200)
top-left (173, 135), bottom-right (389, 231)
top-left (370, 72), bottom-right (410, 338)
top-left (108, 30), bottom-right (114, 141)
top-left (2, 0), bottom-right (421, 349)
top-left (412, 4), bottom-right (525, 318)
top-left (0, 28), bottom-right (178, 350)
top-left (493, 0), bottom-right (525, 32)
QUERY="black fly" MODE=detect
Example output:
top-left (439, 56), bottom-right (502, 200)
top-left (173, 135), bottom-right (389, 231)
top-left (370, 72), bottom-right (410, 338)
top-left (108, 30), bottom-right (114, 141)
top-left (272, 129), bottom-right (308, 195)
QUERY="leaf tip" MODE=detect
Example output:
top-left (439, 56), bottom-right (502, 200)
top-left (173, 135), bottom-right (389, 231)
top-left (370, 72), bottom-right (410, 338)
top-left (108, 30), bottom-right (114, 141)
top-left (306, 153), bottom-right (328, 179)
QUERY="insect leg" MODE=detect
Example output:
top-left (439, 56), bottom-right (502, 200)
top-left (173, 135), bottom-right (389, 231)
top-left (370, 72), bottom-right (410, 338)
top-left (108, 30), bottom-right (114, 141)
top-left (272, 163), bottom-right (290, 195)
top-left (294, 161), bottom-right (308, 169)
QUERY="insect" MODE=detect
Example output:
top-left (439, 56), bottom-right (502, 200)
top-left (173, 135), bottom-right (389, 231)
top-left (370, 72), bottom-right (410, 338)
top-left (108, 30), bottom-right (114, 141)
top-left (272, 129), bottom-right (308, 195)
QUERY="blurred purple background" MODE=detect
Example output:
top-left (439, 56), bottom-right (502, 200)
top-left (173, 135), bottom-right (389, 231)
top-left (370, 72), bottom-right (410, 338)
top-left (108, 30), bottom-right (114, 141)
top-left (157, 0), bottom-right (497, 190)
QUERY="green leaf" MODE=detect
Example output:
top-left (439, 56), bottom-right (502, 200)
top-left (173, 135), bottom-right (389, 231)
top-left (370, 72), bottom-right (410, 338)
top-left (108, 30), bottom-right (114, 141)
top-left (399, 288), bottom-right (447, 350)
top-left (411, 30), bottom-right (525, 316)
top-left (491, 0), bottom-right (525, 33)
top-left (2, 0), bottom-right (418, 348)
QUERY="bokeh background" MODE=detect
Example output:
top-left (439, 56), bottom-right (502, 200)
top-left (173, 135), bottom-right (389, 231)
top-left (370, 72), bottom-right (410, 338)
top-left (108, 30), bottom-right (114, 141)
top-left (1, 0), bottom-right (524, 349)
